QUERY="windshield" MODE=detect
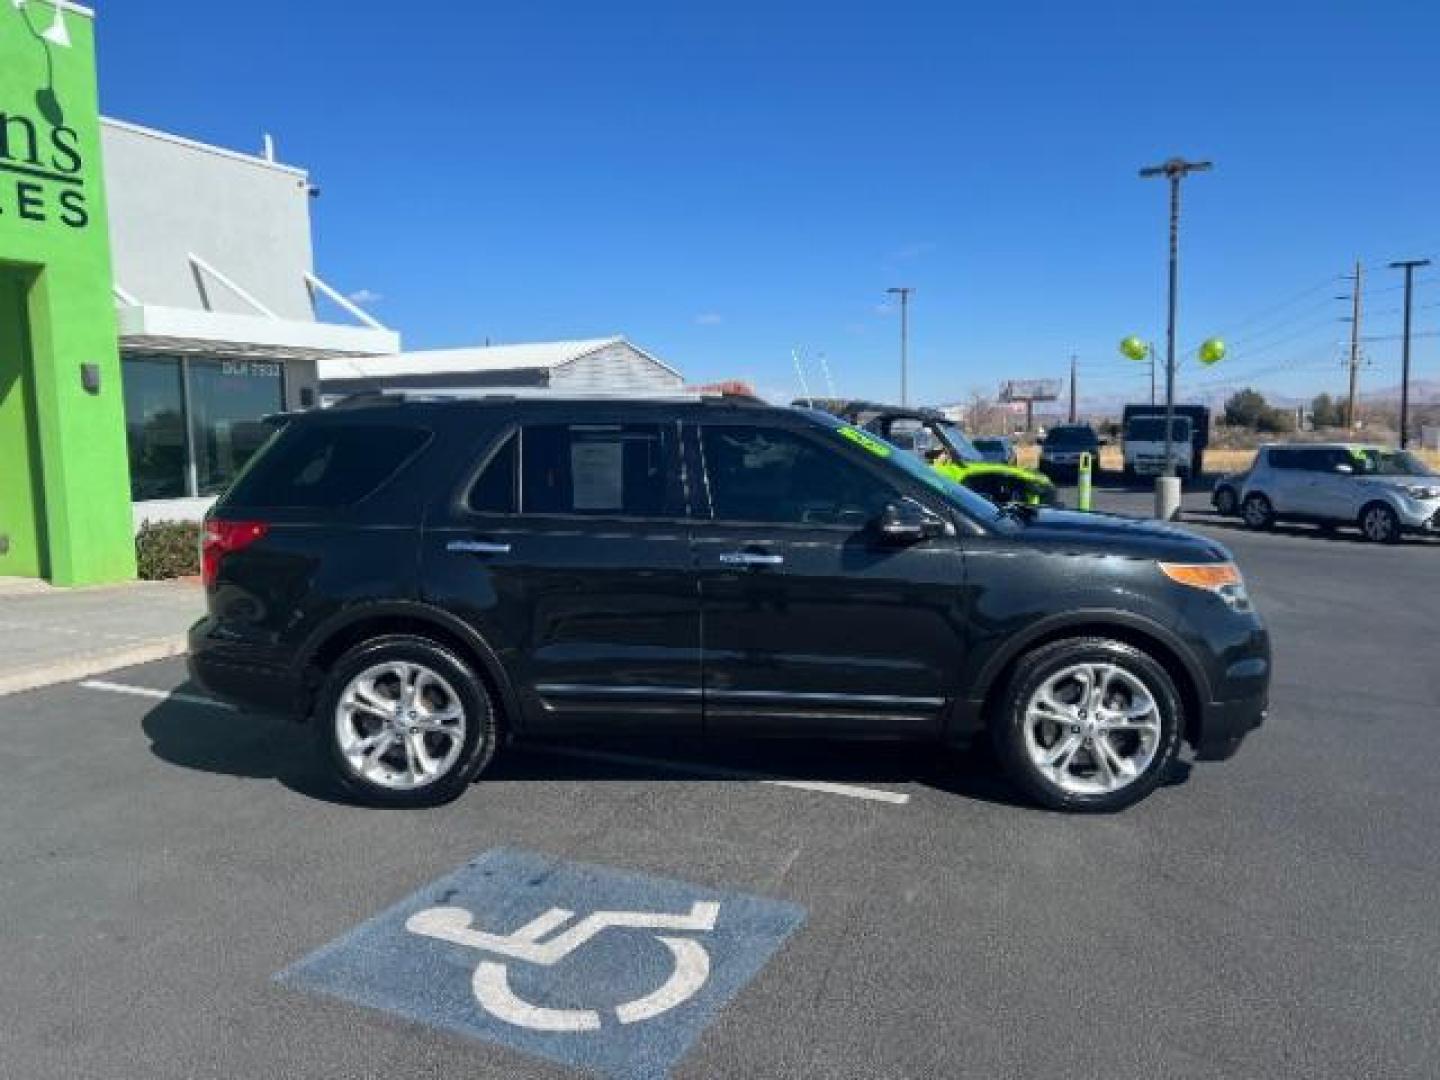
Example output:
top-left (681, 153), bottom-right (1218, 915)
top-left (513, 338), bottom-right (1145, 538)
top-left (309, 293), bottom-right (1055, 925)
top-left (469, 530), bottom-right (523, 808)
top-left (801, 411), bottom-right (1011, 527)
top-left (1352, 447), bottom-right (1433, 476)
top-left (1127, 417), bottom-right (1191, 441)
top-left (1045, 426), bottom-right (1097, 447)
top-left (935, 422), bottom-right (983, 463)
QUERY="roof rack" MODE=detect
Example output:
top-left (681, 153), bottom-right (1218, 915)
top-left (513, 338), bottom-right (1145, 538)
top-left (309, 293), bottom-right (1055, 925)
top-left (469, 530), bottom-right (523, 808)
top-left (323, 388), bottom-right (770, 410)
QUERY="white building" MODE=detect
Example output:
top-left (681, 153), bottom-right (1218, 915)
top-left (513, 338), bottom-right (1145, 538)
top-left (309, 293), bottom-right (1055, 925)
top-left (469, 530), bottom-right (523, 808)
top-left (318, 337), bottom-right (684, 401)
top-left (106, 119), bottom-right (398, 526)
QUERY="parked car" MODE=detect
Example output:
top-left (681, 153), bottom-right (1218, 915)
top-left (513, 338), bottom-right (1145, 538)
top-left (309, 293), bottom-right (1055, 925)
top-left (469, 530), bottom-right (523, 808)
top-left (190, 393), bottom-right (1269, 813)
top-left (972, 436), bottom-right (1018, 465)
top-left (1238, 443), bottom-right (1440, 542)
top-left (1211, 463), bottom-right (1254, 517)
top-left (824, 402), bottom-right (1056, 507)
top-left (1039, 424), bottom-right (1102, 481)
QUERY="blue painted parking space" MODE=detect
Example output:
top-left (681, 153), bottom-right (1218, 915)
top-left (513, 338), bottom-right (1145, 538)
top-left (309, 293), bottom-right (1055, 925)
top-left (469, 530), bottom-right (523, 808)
top-left (277, 849), bottom-right (806, 1079)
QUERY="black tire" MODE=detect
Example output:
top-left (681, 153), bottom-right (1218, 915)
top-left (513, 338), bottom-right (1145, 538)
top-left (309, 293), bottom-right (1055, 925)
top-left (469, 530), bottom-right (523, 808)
top-left (1358, 501), bottom-right (1402, 544)
top-left (1214, 486), bottom-right (1237, 516)
top-left (316, 634), bottom-right (499, 807)
top-left (991, 637), bottom-right (1184, 813)
top-left (1241, 493), bottom-right (1274, 531)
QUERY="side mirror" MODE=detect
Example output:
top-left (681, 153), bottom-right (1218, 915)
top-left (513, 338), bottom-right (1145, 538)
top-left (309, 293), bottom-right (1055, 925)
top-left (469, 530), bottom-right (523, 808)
top-left (878, 500), bottom-right (945, 543)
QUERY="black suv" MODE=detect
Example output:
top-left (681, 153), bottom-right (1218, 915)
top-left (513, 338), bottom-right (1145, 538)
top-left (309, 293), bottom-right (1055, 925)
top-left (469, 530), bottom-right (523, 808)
top-left (189, 395), bottom-right (1269, 812)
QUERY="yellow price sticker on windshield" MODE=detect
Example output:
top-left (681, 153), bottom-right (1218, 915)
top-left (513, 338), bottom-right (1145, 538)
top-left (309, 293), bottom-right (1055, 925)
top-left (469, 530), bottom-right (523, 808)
top-left (838, 426), bottom-right (892, 458)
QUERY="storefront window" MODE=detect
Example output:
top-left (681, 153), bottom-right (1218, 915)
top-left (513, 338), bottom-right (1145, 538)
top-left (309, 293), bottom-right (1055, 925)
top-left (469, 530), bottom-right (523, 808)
top-left (121, 354), bottom-right (287, 502)
top-left (122, 357), bottom-right (187, 500)
top-left (187, 359), bottom-right (285, 496)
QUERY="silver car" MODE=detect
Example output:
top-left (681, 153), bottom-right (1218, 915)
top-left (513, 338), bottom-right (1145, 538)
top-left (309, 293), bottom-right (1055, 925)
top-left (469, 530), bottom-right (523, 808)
top-left (1238, 443), bottom-right (1440, 543)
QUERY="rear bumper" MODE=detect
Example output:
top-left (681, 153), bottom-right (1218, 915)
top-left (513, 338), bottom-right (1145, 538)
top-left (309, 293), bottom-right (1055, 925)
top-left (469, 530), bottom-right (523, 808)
top-left (187, 617), bottom-right (301, 714)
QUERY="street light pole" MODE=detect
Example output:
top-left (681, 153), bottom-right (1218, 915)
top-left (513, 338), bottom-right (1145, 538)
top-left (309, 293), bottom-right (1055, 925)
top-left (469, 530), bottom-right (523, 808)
top-left (1140, 157), bottom-right (1212, 501)
top-left (887, 287), bottom-right (914, 406)
top-left (1388, 258), bottom-right (1431, 449)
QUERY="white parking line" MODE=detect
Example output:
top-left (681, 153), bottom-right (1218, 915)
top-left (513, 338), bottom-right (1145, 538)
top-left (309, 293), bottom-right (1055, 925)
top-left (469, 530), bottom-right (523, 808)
top-left (533, 746), bottom-right (911, 805)
top-left (79, 679), bottom-right (235, 711)
top-left (74, 681), bottom-right (911, 805)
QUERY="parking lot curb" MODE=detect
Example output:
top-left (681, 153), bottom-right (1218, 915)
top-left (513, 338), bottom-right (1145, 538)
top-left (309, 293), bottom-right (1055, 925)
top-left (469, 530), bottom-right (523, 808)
top-left (0, 637), bottom-right (189, 698)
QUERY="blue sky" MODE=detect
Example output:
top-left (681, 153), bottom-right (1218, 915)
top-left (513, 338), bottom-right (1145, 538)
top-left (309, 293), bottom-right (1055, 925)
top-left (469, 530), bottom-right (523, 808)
top-left (96, 1), bottom-right (1439, 409)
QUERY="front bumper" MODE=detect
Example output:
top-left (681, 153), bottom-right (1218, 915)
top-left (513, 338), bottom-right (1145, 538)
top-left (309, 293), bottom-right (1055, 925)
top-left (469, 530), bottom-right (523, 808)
top-left (1196, 692), bottom-right (1267, 761)
top-left (1393, 496), bottom-right (1440, 531)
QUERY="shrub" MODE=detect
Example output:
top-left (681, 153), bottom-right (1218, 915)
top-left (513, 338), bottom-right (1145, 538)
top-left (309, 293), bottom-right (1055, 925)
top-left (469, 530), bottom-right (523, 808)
top-left (135, 520), bottom-right (201, 580)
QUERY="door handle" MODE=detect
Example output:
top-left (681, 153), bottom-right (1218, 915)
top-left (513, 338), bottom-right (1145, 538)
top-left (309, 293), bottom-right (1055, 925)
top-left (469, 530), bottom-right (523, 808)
top-left (718, 551), bottom-right (784, 567)
top-left (447, 540), bottom-right (512, 555)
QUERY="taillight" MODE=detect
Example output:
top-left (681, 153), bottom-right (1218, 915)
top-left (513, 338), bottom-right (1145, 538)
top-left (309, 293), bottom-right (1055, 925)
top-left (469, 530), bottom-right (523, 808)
top-left (201, 519), bottom-right (269, 588)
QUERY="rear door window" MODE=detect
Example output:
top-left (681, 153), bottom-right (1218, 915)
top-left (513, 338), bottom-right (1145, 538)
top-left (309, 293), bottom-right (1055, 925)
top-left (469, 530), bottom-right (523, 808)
top-left (1294, 447), bottom-right (1334, 473)
top-left (1267, 447), bottom-right (1301, 470)
top-left (223, 423), bottom-right (430, 509)
top-left (517, 423), bottom-right (680, 518)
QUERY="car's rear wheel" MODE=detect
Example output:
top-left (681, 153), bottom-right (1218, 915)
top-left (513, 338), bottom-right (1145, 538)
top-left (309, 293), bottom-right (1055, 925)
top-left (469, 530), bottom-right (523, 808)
top-left (1242, 493), bottom-right (1274, 530)
top-left (993, 637), bottom-right (1183, 812)
top-left (1214, 486), bottom-right (1237, 516)
top-left (1359, 502), bottom-right (1402, 544)
top-left (318, 635), bottom-right (498, 807)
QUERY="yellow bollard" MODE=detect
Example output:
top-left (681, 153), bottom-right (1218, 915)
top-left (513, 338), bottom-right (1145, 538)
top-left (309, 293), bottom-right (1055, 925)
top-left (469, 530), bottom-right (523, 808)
top-left (1077, 452), bottom-right (1093, 511)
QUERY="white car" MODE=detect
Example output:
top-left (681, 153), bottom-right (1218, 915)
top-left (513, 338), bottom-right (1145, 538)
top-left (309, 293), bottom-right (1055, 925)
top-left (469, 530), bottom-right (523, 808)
top-left (1238, 443), bottom-right (1440, 543)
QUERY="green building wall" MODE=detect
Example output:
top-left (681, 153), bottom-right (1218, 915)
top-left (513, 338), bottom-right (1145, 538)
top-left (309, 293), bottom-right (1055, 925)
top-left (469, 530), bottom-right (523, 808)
top-left (0, 4), bottom-right (135, 584)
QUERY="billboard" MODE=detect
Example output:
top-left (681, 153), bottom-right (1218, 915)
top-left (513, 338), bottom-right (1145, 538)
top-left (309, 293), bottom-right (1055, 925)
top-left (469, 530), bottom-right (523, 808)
top-left (999, 379), bottom-right (1062, 403)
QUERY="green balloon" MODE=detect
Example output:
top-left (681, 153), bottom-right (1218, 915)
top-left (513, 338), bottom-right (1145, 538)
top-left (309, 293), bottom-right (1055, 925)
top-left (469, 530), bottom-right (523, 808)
top-left (1119, 336), bottom-right (1148, 361)
top-left (1199, 338), bottom-right (1227, 365)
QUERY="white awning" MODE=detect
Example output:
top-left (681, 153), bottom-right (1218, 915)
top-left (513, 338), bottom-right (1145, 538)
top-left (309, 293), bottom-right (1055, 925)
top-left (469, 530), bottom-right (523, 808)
top-left (117, 304), bottom-right (400, 361)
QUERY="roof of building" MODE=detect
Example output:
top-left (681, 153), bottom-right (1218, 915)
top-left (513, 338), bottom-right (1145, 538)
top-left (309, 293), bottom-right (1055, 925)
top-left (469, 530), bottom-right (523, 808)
top-left (317, 337), bottom-right (680, 380)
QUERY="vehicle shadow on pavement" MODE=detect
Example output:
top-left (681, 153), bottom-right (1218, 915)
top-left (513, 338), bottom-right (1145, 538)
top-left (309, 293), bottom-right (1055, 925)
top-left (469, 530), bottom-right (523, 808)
top-left (139, 695), bottom-right (1191, 811)
top-left (139, 689), bottom-right (350, 805)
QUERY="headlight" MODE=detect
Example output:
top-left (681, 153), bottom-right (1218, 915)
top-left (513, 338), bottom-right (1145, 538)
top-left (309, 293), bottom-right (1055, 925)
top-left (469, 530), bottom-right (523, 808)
top-left (1400, 485), bottom-right (1440, 500)
top-left (1159, 561), bottom-right (1252, 612)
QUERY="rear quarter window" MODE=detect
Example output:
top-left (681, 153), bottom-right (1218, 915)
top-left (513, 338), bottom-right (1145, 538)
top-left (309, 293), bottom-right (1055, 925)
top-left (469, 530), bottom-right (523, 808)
top-left (222, 422), bottom-right (431, 509)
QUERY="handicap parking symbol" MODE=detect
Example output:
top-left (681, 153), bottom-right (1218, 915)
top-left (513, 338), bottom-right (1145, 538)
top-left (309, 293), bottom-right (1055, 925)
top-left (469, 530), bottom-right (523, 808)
top-left (277, 849), bottom-right (806, 1078)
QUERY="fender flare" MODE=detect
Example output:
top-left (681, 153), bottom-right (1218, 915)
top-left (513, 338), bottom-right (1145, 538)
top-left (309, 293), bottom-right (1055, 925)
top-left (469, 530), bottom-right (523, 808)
top-left (294, 600), bottom-right (524, 731)
top-left (965, 607), bottom-right (1213, 714)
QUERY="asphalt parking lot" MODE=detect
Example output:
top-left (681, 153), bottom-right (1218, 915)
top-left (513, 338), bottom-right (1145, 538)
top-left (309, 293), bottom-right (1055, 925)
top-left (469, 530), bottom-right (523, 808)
top-left (4, 485), bottom-right (1438, 1080)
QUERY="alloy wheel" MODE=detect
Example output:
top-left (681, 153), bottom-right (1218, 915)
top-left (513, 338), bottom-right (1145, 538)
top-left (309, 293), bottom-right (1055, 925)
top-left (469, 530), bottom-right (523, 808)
top-left (1243, 495), bottom-right (1271, 529)
top-left (1021, 662), bottom-right (1162, 797)
top-left (1362, 505), bottom-right (1398, 543)
top-left (334, 661), bottom-right (468, 790)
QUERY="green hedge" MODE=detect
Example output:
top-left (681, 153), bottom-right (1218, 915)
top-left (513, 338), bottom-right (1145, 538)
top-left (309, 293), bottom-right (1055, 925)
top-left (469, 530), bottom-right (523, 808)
top-left (135, 521), bottom-right (202, 580)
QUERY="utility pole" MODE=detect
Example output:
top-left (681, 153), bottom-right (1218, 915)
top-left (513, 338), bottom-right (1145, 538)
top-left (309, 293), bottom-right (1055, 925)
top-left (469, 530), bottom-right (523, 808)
top-left (1389, 258), bottom-right (1431, 448)
top-left (1139, 157), bottom-right (1212, 495)
top-left (1068, 354), bottom-right (1078, 422)
top-left (1343, 260), bottom-right (1363, 432)
top-left (887, 287), bottom-right (914, 406)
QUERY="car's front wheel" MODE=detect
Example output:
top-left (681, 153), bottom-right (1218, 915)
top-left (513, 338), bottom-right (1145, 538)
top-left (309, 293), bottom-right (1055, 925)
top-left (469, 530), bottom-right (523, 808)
top-left (1359, 502), bottom-right (1402, 544)
top-left (993, 637), bottom-right (1184, 812)
top-left (318, 635), bottom-right (498, 807)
